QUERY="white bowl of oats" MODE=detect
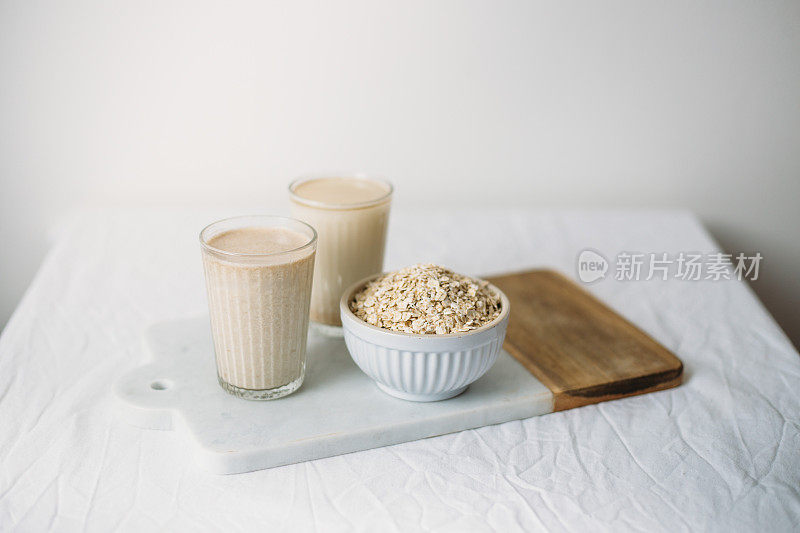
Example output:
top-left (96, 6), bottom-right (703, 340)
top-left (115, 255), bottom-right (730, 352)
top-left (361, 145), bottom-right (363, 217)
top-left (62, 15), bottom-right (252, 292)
top-left (339, 264), bottom-right (510, 402)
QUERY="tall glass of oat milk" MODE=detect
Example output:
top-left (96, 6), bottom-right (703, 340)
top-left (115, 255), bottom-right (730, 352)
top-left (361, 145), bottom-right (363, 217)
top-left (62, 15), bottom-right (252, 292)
top-left (289, 175), bottom-right (393, 335)
top-left (200, 215), bottom-right (317, 400)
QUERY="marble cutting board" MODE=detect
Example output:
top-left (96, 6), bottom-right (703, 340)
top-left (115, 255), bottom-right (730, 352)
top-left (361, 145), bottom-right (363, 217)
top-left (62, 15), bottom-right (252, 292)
top-left (113, 317), bottom-right (554, 474)
top-left (114, 269), bottom-right (683, 474)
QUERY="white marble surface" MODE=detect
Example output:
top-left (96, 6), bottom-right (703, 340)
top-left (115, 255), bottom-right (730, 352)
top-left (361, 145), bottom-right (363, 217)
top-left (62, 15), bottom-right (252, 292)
top-left (1, 208), bottom-right (799, 531)
top-left (114, 317), bottom-right (552, 474)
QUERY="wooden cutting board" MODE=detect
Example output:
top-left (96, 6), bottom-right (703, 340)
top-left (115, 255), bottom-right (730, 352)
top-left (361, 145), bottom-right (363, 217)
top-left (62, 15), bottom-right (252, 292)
top-left (486, 269), bottom-right (683, 411)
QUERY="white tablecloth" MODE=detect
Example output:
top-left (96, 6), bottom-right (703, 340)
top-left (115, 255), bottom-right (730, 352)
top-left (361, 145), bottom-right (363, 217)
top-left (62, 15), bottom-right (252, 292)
top-left (1, 208), bottom-right (798, 532)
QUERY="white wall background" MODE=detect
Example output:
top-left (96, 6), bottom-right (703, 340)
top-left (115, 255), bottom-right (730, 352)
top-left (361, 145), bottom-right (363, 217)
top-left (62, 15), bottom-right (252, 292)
top-left (1, 0), bottom-right (799, 346)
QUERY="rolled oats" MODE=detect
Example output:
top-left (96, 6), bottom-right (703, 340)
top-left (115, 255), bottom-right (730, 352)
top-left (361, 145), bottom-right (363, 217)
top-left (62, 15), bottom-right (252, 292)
top-left (349, 264), bottom-right (502, 334)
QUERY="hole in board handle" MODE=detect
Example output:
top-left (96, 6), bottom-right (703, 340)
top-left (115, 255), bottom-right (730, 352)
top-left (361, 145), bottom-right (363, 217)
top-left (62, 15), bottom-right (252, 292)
top-left (150, 379), bottom-right (173, 391)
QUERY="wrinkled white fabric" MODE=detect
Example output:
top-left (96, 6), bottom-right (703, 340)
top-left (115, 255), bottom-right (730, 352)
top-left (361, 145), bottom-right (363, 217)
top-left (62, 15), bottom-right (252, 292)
top-left (0, 208), bottom-right (798, 532)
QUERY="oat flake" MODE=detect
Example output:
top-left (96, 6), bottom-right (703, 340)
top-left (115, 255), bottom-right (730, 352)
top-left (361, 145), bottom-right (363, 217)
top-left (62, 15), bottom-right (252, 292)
top-left (349, 264), bottom-right (502, 335)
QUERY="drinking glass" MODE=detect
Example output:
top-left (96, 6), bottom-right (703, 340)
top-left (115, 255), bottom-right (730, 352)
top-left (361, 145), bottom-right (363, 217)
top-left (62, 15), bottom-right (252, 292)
top-left (200, 215), bottom-right (317, 400)
top-left (289, 175), bottom-right (393, 335)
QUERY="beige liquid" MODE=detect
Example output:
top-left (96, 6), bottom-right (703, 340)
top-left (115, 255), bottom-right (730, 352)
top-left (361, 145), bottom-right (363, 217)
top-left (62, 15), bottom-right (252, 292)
top-left (290, 177), bottom-right (392, 327)
top-left (292, 177), bottom-right (390, 205)
top-left (202, 227), bottom-right (315, 393)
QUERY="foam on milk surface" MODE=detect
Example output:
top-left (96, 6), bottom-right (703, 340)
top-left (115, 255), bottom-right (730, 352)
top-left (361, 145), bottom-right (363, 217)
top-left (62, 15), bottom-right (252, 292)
top-left (293, 177), bottom-right (389, 205)
top-left (209, 227), bottom-right (309, 255)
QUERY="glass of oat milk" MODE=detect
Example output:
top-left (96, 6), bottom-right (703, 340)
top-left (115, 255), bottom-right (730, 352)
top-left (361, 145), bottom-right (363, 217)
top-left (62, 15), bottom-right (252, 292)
top-left (289, 175), bottom-right (393, 335)
top-left (200, 215), bottom-right (317, 400)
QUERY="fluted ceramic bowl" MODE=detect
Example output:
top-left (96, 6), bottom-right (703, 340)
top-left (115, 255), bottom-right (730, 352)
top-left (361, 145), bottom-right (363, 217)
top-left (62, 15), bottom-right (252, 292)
top-left (340, 275), bottom-right (510, 402)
